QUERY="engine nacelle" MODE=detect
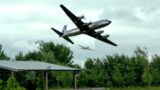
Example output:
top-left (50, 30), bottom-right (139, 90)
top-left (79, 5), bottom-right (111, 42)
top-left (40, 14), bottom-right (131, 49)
top-left (88, 22), bottom-right (92, 25)
top-left (86, 22), bottom-right (92, 26)
top-left (103, 34), bottom-right (110, 38)
top-left (82, 22), bottom-right (92, 27)
top-left (94, 30), bottom-right (104, 35)
top-left (78, 15), bottom-right (85, 19)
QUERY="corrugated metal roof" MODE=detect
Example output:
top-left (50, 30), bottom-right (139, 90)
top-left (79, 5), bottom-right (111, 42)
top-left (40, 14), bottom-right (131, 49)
top-left (0, 60), bottom-right (79, 72)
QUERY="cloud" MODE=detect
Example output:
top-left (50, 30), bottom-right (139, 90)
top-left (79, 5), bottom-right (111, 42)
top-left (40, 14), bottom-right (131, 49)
top-left (101, 0), bottom-right (160, 29)
top-left (0, 0), bottom-right (160, 66)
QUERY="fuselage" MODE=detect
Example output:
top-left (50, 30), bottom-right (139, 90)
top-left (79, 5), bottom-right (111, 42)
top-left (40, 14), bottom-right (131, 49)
top-left (81, 47), bottom-right (89, 49)
top-left (61, 19), bottom-right (111, 37)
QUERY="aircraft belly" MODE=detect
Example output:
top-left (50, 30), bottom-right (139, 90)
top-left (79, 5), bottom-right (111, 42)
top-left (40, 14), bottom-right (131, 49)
top-left (63, 31), bottom-right (81, 37)
top-left (69, 31), bottom-right (81, 36)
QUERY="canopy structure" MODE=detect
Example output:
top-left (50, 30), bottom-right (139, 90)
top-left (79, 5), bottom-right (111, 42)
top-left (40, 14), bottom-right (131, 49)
top-left (0, 60), bottom-right (79, 90)
top-left (0, 60), bottom-right (79, 72)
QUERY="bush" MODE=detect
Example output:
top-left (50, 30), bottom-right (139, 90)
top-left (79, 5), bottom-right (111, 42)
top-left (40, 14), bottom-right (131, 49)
top-left (5, 74), bottom-right (26, 90)
top-left (0, 79), bottom-right (3, 89)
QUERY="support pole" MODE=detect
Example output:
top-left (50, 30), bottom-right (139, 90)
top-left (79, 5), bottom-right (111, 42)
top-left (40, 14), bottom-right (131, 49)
top-left (43, 71), bottom-right (48, 90)
top-left (11, 71), bottom-right (14, 76)
top-left (73, 71), bottom-right (77, 89)
top-left (42, 72), bottom-right (45, 90)
top-left (45, 71), bottom-right (48, 90)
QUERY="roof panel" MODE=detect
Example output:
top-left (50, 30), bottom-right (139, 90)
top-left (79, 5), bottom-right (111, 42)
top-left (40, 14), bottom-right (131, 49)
top-left (0, 60), bottom-right (79, 72)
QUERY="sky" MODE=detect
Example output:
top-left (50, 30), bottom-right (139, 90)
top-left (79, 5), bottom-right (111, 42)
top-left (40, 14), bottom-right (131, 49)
top-left (0, 0), bottom-right (160, 66)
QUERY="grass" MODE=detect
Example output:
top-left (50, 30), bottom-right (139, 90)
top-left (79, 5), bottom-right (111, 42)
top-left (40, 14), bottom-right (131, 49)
top-left (108, 87), bottom-right (160, 90)
top-left (48, 87), bottom-right (160, 90)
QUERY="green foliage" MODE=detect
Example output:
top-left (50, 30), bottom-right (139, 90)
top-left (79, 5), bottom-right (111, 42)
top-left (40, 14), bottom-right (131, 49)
top-left (142, 67), bottom-right (151, 86)
top-left (0, 79), bottom-right (3, 89)
top-left (109, 87), bottom-right (160, 90)
top-left (55, 72), bottom-right (72, 87)
top-left (15, 41), bottom-right (73, 65)
top-left (77, 70), bottom-right (88, 87)
top-left (0, 44), bottom-right (10, 60)
top-left (3, 41), bottom-right (160, 88)
top-left (0, 44), bottom-right (10, 89)
top-left (15, 41), bottom-right (74, 89)
top-left (85, 58), bottom-right (94, 69)
top-left (15, 52), bottom-right (25, 60)
top-left (150, 55), bottom-right (160, 86)
top-left (5, 74), bottom-right (26, 90)
top-left (78, 47), bottom-right (152, 87)
top-left (38, 41), bottom-right (73, 64)
top-left (112, 67), bottom-right (123, 87)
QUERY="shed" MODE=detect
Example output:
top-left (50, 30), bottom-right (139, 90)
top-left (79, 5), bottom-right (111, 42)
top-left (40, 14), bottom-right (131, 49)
top-left (0, 60), bottom-right (80, 90)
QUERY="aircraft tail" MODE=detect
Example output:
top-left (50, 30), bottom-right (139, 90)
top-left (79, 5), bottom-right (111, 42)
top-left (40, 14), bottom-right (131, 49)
top-left (51, 27), bottom-right (74, 44)
top-left (62, 25), bottom-right (67, 34)
top-left (51, 27), bottom-right (63, 37)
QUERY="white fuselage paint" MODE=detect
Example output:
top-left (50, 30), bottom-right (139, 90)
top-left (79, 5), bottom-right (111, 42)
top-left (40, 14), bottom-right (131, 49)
top-left (61, 19), bottom-right (111, 37)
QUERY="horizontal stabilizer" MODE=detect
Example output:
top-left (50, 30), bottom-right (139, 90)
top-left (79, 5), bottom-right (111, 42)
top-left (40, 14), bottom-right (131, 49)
top-left (51, 28), bottom-right (74, 44)
top-left (51, 27), bottom-right (63, 36)
top-left (63, 37), bottom-right (74, 44)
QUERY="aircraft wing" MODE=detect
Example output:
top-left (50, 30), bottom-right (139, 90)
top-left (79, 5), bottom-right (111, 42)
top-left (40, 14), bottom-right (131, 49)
top-left (77, 44), bottom-right (84, 48)
top-left (86, 31), bottom-right (118, 46)
top-left (60, 5), bottom-right (86, 30)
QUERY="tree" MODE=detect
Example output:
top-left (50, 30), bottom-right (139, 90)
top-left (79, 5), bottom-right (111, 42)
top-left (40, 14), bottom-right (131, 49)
top-left (133, 47), bottom-right (149, 86)
top-left (150, 55), bottom-right (160, 86)
top-left (0, 79), bottom-right (3, 89)
top-left (84, 58), bottom-right (94, 69)
top-left (15, 41), bottom-right (74, 65)
top-left (112, 67), bottom-right (123, 87)
top-left (142, 66), bottom-right (151, 86)
top-left (0, 44), bottom-right (10, 60)
top-left (5, 74), bottom-right (26, 90)
top-left (77, 70), bottom-right (88, 87)
top-left (0, 44), bottom-right (10, 89)
top-left (15, 52), bottom-right (24, 60)
top-left (15, 41), bottom-right (74, 88)
top-left (38, 41), bottom-right (73, 65)
top-left (79, 47), bottom-right (150, 87)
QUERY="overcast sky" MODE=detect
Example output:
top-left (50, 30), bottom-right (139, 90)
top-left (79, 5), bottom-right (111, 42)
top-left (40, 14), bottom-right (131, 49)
top-left (0, 0), bottom-right (160, 66)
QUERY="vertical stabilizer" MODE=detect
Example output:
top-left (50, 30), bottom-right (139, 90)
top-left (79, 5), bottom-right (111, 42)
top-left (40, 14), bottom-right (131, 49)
top-left (62, 25), bottom-right (67, 34)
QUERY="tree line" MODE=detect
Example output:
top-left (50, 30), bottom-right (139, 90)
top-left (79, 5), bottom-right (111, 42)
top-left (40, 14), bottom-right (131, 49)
top-left (0, 41), bottom-right (160, 89)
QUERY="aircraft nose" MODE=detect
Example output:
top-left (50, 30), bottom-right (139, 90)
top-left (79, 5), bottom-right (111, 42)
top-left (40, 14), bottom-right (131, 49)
top-left (105, 19), bottom-right (111, 25)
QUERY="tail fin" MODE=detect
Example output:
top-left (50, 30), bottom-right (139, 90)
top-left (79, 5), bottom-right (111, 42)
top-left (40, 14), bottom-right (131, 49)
top-left (62, 25), bottom-right (67, 34)
top-left (51, 27), bottom-right (74, 44)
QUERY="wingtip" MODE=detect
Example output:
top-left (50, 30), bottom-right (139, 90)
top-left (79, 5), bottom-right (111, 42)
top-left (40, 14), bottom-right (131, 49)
top-left (50, 27), bottom-right (55, 31)
top-left (70, 41), bottom-right (74, 44)
top-left (60, 4), bottom-right (64, 7)
top-left (115, 44), bottom-right (118, 46)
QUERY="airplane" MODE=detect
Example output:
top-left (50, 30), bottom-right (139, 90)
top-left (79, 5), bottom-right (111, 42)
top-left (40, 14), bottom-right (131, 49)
top-left (77, 44), bottom-right (94, 51)
top-left (51, 4), bottom-right (117, 46)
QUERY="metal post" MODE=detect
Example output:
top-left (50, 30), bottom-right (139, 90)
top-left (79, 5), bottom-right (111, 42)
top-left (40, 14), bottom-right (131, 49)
top-left (73, 71), bottom-right (77, 89)
top-left (42, 71), bottom-right (48, 90)
top-left (45, 71), bottom-right (48, 90)
top-left (42, 72), bottom-right (45, 90)
top-left (11, 71), bottom-right (14, 76)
